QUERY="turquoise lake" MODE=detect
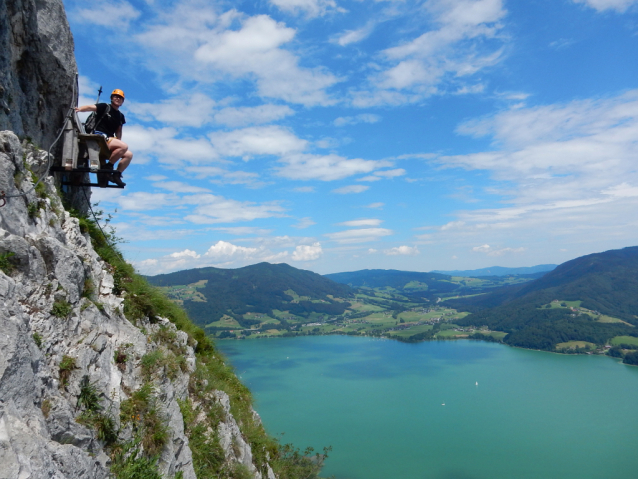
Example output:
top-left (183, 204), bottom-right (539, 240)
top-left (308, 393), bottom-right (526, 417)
top-left (218, 336), bottom-right (638, 479)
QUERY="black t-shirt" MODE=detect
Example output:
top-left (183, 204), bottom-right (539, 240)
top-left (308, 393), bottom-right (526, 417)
top-left (94, 102), bottom-right (126, 137)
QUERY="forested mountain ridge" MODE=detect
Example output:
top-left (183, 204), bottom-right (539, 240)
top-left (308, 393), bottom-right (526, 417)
top-left (447, 246), bottom-right (638, 350)
top-left (449, 246), bottom-right (638, 322)
top-left (323, 267), bottom-right (546, 299)
top-left (433, 264), bottom-right (556, 277)
top-left (147, 262), bottom-right (355, 328)
top-left (148, 263), bottom-right (476, 341)
top-left (324, 269), bottom-right (455, 292)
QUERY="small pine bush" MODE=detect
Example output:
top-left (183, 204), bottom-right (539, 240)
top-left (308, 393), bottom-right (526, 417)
top-left (0, 252), bottom-right (17, 275)
top-left (51, 299), bottom-right (73, 318)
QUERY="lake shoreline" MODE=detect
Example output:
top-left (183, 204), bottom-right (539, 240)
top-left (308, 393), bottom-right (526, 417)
top-left (218, 329), bottom-right (638, 366)
top-left (218, 336), bottom-right (638, 479)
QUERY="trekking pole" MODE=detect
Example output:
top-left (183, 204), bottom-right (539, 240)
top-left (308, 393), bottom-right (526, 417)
top-left (96, 86), bottom-right (102, 103)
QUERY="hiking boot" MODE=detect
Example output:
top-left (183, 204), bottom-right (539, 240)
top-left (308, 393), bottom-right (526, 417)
top-left (110, 171), bottom-right (126, 188)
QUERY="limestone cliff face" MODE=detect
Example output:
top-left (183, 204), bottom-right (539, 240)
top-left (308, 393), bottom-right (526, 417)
top-left (0, 0), bottom-right (77, 149)
top-left (0, 133), bottom-right (277, 478)
top-left (0, 1), bottom-right (284, 476)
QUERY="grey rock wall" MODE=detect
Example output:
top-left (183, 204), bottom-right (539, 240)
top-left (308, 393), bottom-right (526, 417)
top-left (0, 131), bottom-right (276, 478)
top-left (0, 0), bottom-right (77, 149)
top-left (214, 391), bottom-right (277, 479)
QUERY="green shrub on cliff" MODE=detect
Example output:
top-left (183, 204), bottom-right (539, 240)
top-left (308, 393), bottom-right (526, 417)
top-left (68, 206), bottom-right (328, 478)
top-left (77, 375), bottom-right (101, 412)
top-left (110, 437), bottom-right (162, 479)
top-left (58, 355), bottom-right (76, 386)
top-left (51, 299), bottom-right (73, 318)
top-left (0, 252), bottom-right (17, 275)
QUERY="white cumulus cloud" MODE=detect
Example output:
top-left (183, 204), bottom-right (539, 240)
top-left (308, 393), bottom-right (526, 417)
top-left (277, 154), bottom-right (392, 181)
top-left (214, 104), bottom-right (295, 127)
top-left (192, 15), bottom-right (339, 105)
top-left (325, 227), bottom-right (393, 244)
top-left (72, 0), bottom-right (140, 29)
top-left (210, 125), bottom-right (307, 159)
top-left (338, 219), bottom-right (382, 227)
top-left (384, 245), bottom-right (420, 255)
top-left (472, 244), bottom-right (525, 256)
top-left (269, 0), bottom-right (339, 17)
top-left (334, 114), bottom-right (381, 127)
top-left (425, 89), bottom-right (638, 250)
top-left (169, 249), bottom-right (201, 259)
top-left (334, 24), bottom-right (374, 46)
top-left (152, 181), bottom-right (212, 194)
top-left (292, 217), bottom-right (316, 229)
top-left (124, 125), bottom-right (219, 166)
top-left (291, 242), bottom-right (323, 261)
top-left (353, 0), bottom-right (507, 106)
top-left (332, 185), bottom-right (370, 194)
top-left (572, 0), bottom-right (638, 12)
top-left (204, 241), bottom-right (260, 259)
top-left (183, 194), bottom-right (286, 224)
top-left (129, 93), bottom-right (216, 127)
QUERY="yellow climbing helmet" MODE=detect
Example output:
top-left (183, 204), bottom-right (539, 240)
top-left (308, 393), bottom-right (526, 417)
top-left (111, 89), bottom-right (125, 99)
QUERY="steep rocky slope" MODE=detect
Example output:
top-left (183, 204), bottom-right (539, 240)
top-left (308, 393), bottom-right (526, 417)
top-left (0, 0), bottom-right (77, 148)
top-left (0, 132), bottom-right (282, 478)
top-left (0, 0), bottom-right (326, 476)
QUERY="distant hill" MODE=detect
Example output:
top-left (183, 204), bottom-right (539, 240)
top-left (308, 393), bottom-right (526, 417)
top-left (447, 246), bottom-right (638, 350)
top-left (324, 269), bottom-right (457, 294)
top-left (433, 264), bottom-right (556, 277)
top-left (147, 262), bottom-right (355, 328)
top-left (324, 268), bottom-right (542, 299)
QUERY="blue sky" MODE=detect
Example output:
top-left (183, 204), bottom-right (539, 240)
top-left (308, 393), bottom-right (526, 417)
top-left (65, 0), bottom-right (638, 275)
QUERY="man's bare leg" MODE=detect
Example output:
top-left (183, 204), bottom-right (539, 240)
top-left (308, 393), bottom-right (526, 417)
top-left (107, 138), bottom-right (129, 164)
top-left (105, 139), bottom-right (132, 186)
top-left (116, 151), bottom-right (133, 173)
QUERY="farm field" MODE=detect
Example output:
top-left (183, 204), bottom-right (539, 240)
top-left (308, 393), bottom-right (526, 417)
top-left (610, 336), bottom-right (638, 346)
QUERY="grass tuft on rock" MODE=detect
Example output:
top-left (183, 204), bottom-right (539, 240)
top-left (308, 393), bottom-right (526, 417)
top-left (120, 383), bottom-right (169, 457)
top-left (41, 399), bottom-right (52, 419)
top-left (59, 355), bottom-right (76, 386)
top-left (0, 251), bottom-right (18, 275)
top-left (110, 437), bottom-right (163, 479)
top-left (77, 375), bottom-right (102, 412)
top-left (51, 299), bottom-right (73, 318)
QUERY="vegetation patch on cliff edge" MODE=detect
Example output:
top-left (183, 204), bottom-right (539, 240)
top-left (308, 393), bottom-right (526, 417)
top-left (71, 205), bottom-right (330, 478)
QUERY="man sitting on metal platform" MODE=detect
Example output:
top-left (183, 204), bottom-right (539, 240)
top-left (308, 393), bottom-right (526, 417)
top-left (75, 88), bottom-right (133, 187)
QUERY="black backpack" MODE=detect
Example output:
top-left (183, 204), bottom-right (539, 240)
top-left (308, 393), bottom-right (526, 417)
top-left (84, 104), bottom-right (110, 134)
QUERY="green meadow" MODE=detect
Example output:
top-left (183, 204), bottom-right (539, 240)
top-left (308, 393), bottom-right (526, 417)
top-left (610, 336), bottom-right (638, 346)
